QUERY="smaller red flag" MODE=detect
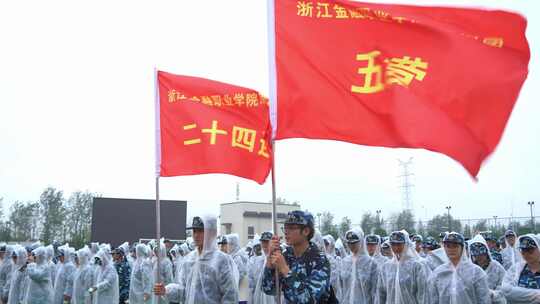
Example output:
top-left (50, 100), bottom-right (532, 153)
top-left (156, 71), bottom-right (272, 184)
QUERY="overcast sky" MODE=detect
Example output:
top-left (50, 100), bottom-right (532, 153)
top-left (1, 0), bottom-right (538, 227)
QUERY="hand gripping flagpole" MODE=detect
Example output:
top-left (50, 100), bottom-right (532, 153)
top-left (267, 1), bottom-right (281, 302)
top-left (154, 67), bottom-right (163, 302)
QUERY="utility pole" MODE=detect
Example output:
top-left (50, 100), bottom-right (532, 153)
top-left (493, 215), bottom-right (498, 233)
top-left (317, 213), bottom-right (322, 231)
top-left (446, 205), bottom-right (452, 231)
top-left (528, 201), bottom-right (536, 233)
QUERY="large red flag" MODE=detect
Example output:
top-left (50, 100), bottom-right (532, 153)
top-left (156, 71), bottom-right (272, 184)
top-left (271, 0), bottom-right (529, 177)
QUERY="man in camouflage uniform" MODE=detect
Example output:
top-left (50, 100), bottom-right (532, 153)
top-left (113, 247), bottom-right (131, 304)
top-left (262, 210), bottom-right (332, 303)
top-left (484, 234), bottom-right (504, 265)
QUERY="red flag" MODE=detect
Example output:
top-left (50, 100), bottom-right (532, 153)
top-left (156, 71), bottom-right (272, 184)
top-left (272, 0), bottom-right (529, 177)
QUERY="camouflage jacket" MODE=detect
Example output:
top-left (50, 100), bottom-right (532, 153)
top-left (262, 242), bottom-right (331, 303)
top-left (490, 249), bottom-right (504, 265)
top-left (115, 258), bottom-right (131, 302)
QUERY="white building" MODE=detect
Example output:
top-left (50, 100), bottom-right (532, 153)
top-left (220, 201), bottom-right (301, 245)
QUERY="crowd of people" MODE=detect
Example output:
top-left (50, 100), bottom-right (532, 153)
top-left (0, 210), bottom-right (539, 303)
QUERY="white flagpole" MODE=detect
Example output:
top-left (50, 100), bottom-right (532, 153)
top-left (154, 67), bottom-right (162, 301)
top-left (267, 1), bottom-right (281, 302)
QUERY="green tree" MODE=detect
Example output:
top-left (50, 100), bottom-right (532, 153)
top-left (426, 214), bottom-right (462, 237)
top-left (374, 213), bottom-right (387, 236)
top-left (9, 201), bottom-right (39, 241)
top-left (65, 191), bottom-right (95, 248)
top-left (339, 217), bottom-right (352, 237)
top-left (320, 212), bottom-right (338, 239)
top-left (39, 187), bottom-right (65, 244)
top-left (473, 219), bottom-right (488, 234)
top-left (390, 210), bottom-right (416, 233)
top-left (361, 212), bottom-right (376, 234)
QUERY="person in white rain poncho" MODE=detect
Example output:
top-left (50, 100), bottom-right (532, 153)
top-left (227, 234), bottom-right (249, 285)
top-left (501, 234), bottom-right (540, 303)
top-left (44, 245), bottom-right (56, 289)
top-left (129, 243), bottom-right (153, 304)
top-left (341, 228), bottom-right (378, 304)
top-left (53, 245), bottom-right (76, 304)
top-left (152, 241), bottom-right (174, 304)
top-left (366, 234), bottom-right (388, 267)
top-left (72, 246), bottom-right (95, 304)
top-left (248, 231), bottom-right (275, 304)
top-left (335, 238), bottom-right (347, 258)
top-left (411, 235), bottom-right (426, 258)
top-left (88, 249), bottom-right (119, 303)
top-left (380, 240), bottom-right (393, 259)
top-left (24, 246), bottom-right (53, 304)
top-left (0, 245), bottom-right (13, 303)
top-left (468, 234), bottom-right (507, 304)
top-left (323, 234), bottom-right (343, 302)
top-left (428, 232), bottom-right (491, 304)
top-left (8, 245), bottom-right (29, 304)
top-left (502, 230), bottom-right (523, 271)
top-left (154, 215), bottom-right (239, 304)
top-left (376, 230), bottom-right (429, 304)
top-left (425, 234), bottom-right (448, 271)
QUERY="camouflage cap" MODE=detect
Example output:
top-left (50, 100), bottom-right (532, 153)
top-left (345, 230), bottom-right (361, 244)
top-left (469, 242), bottom-right (489, 256)
top-left (389, 231), bottom-right (406, 244)
top-left (260, 231), bottom-right (273, 241)
top-left (186, 216), bottom-right (204, 230)
top-left (422, 236), bottom-right (438, 248)
top-left (216, 235), bottom-right (228, 245)
top-left (365, 234), bottom-right (380, 244)
top-left (505, 230), bottom-right (516, 238)
top-left (283, 210), bottom-right (314, 227)
top-left (412, 234), bottom-right (423, 243)
top-left (443, 232), bottom-right (465, 246)
top-left (519, 236), bottom-right (538, 250)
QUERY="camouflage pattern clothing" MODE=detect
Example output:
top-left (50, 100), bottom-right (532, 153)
top-left (115, 258), bottom-right (131, 303)
top-left (518, 264), bottom-right (540, 289)
top-left (262, 242), bottom-right (331, 303)
top-left (490, 248), bottom-right (504, 265)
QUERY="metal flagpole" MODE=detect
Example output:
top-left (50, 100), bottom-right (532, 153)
top-left (154, 67), bottom-right (163, 302)
top-left (271, 140), bottom-right (281, 304)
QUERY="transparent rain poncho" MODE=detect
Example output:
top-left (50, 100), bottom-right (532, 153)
top-left (92, 248), bottom-right (119, 304)
top-left (24, 246), bottom-right (53, 304)
top-left (501, 234), bottom-right (540, 303)
top-left (376, 230), bottom-right (429, 304)
top-left (8, 245), bottom-right (29, 304)
top-left (53, 245), bottom-right (76, 303)
top-left (248, 235), bottom-right (275, 304)
top-left (152, 240), bottom-right (174, 304)
top-left (118, 242), bottom-right (133, 268)
top-left (0, 245), bottom-right (14, 302)
top-left (425, 245), bottom-right (448, 271)
top-left (129, 243), bottom-right (152, 304)
top-left (323, 234), bottom-right (343, 302)
top-left (469, 234), bottom-right (507, 304)
top-left (164, 214), bottom-right (239, 304)
top-left (44, 245), bottom-right (57, 289)
top-left (335, 238), bottom-right (347, 258)
top-left (367, 235), bottom-right (389, 268)
top-left (427, 233), bottom-right (491, 304)
top-left (502, 233), bottom-right (523, 271)
top-left (72, 246), bottom-right (95, 304)
top-left (341, 228), bottom-right (378, 304)
top-left (227, 233), bottom-right (248, 285)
